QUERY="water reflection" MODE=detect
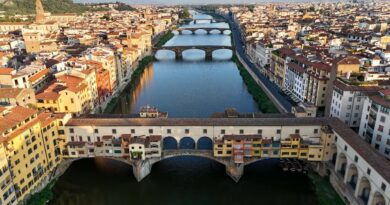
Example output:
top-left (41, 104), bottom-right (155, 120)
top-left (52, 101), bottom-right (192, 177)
top-left (50, 157), bottom-right (318, 205)
top-left (113, 61), bottom-right (259, 117)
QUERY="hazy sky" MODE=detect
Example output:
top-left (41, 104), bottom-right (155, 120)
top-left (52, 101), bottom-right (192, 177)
top-left (74, 0), bottom-right (327, 5)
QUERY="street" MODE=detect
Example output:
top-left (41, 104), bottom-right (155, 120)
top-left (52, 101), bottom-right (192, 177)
top-left (224, 13), bottom-right (294, 112)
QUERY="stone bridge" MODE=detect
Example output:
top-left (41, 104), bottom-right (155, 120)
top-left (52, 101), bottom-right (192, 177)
top-left (176, 27), bottom-right (230, 35)
top-left (63, 149), bottom-right (261, 183)
top-left (184, 18), bottom-right (227, 24)
top-left (154, 45), bottom-right (233, 60)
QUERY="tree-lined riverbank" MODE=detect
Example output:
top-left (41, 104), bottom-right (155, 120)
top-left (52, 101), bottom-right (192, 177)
top-left (233, 55), bottom-right (279, 113)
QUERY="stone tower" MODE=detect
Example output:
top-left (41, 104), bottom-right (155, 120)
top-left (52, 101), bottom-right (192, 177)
top-left (35, 0), bottom-right (45, 23)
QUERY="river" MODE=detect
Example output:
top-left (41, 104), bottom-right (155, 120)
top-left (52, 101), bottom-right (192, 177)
top-left (49, 12), bottom-right (319, 205)
top-left (111, 12), bottom-right (258, 116)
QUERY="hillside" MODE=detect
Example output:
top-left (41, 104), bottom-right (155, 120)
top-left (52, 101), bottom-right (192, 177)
top-left (0, 0), bottom-right (98, 15)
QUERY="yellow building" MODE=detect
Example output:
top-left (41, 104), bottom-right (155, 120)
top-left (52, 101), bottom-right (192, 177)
top-left (36, 75), bottom-right (92, 115)
top-left (335, 56), bottom-right (360, 76)
top-left (213, 127), bottom-right (333, 163)
top-left (0, 142), bottom-right (17, 205)
top-left (0, 106), bottom-right (69, 202)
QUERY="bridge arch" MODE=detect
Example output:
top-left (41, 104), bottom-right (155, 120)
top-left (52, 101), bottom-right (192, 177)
top-left (194, 29), bottom-right (207, 35)
top-left (163, 136), bottom-right (178, 150)
top-left (357, 176), bottom-right (372, 204)
top-left (209, 29), bottom-right (222, 34)
top-left (345, 163), bottom-right (359, 190)
top-left (179, 137), bottom-right (196, 149)
top-left (182, 49), bottom-right (206, 61)
top-left (370, 191), bottom-right (386, 205)
top-left (212, 49), bottom-right (233, 60)
top-left (155, 50), bottom-right (176, 60)
top-left (197, 136), bottom-right (213, 150)
top-left (335, 152), bottom-right (347, 176)
top-left (180, 29), bottom-right (193, 35)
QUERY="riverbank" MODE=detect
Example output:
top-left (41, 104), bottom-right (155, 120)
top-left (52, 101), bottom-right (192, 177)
top-left (155, 30), bottom-right (174, 48)
top-left (26, 180), bottom-right (56, 205)
top-left (232, 54), bottom-right (279, 113)
top-left (104, 56), bottom-right (154, 113)
top-left (309, 172), bottom-right (345, 205)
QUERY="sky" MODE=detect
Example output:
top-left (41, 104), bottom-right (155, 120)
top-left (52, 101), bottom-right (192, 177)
top-left (74, 0), bottom-right (337, 5)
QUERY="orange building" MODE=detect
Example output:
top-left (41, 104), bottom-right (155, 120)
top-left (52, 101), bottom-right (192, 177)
top-left (95, 68), bottom-right (112, 103)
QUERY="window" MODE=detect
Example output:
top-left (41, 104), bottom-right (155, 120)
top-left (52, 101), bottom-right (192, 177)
top-left (112, 129), bottom-right (116, 134)
top-left (354, 155), bottom-right (358, 162)
top-left (94, 129), bottom-right (99, 134)
top-left (69, 128), bottom-right (74, 133)
top-left (258, 129), bottom-right (262, 134)
top-left (380, 116), bottom-right (386, 123)
top-left (167, 129), bottom-right (171, 134)
top-left (149, 129), bottom-right (153, 134)
top-left (387, 139), bottom-right (390, 146)
top-left (378, 125), bottom-right (384, 132)
top-left (185, 129), bottom-right (190, 134)
top-left (276, 129), bottom-right (281, 134)
top-left (239, 129), bottom-right (244, 134)
top-left (295, 129), bottom-right (299, 134)
top-left (381, 183), bottom-right (387, 191)
top-left (367, 168), bottom-right (371, 175)
top-left (344, 145), bottom-right (348, 151)
top-left (221, 129), bottom-right (225, 134)
top-left (203, 129), bottom-right (207, 134)
top-left (79, 136), bottom-right (82, 141)
top-left (376, 134), bottom-right (382, 142)
top-left (314, 129), bottom-right (318, 134)
top-left (131, 129), bottom-right (135, 134)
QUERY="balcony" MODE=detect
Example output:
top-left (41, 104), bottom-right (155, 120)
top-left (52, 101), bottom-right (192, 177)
top-left (367, 122), bottom-right (375, 130)
top-left (369, 111), bottom-right (377, 120)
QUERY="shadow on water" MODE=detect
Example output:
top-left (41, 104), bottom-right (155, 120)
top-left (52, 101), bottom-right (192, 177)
top-left (50, 157), bottom-right (318, 205)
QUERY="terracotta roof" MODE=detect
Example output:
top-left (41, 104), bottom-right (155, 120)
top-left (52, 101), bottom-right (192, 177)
top-left (370, 94), bottom-right (390, 109)
top-left (66, 116), bottom-right (326, 127)
top-left (336, 56), bottom-right (360, 65)
top-left (0, 88), bottom-right (24, 98)
top-left (328, 118), bottom-right (390, 184)
top-left (334, 79), bottom-right (381, 92)
top-left (287, 62), bottom-right (305, 73)
top-left (29, 68), bottom-right (49, 83)
top-left (0, 68), bottom-right (13, 75)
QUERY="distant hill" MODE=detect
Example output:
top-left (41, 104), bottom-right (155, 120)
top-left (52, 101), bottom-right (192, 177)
top-left (0, 0), bottom-right (97, 15)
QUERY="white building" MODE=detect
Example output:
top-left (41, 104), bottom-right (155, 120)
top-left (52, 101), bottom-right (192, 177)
top-left (330, 80), bottom-right (380, 129)
top-left (359, 89), bottom-right (390, 159)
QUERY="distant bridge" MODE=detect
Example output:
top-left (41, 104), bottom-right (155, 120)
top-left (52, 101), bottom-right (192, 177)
top-left (176, 27), bottom-right (230, 35)
top-left (183, 18), bottom-right (227, 24)
top-left (154, 45), bottom-right (233, 60)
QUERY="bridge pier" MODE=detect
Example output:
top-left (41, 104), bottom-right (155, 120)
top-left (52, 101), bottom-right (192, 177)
top-left (175, 51), bottom-right (182, 60)
top-left (132, 160), bottom-right (154, 182)
top-left (205, 51), bottom-right (213, 61)
top-left (225, 163), bottom-right (244, 183)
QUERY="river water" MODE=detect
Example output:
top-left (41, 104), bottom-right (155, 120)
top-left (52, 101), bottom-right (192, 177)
top-left (111, 12), bottom-right (258, 116)
top-left (50, 12), bottom-right (319, 205)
